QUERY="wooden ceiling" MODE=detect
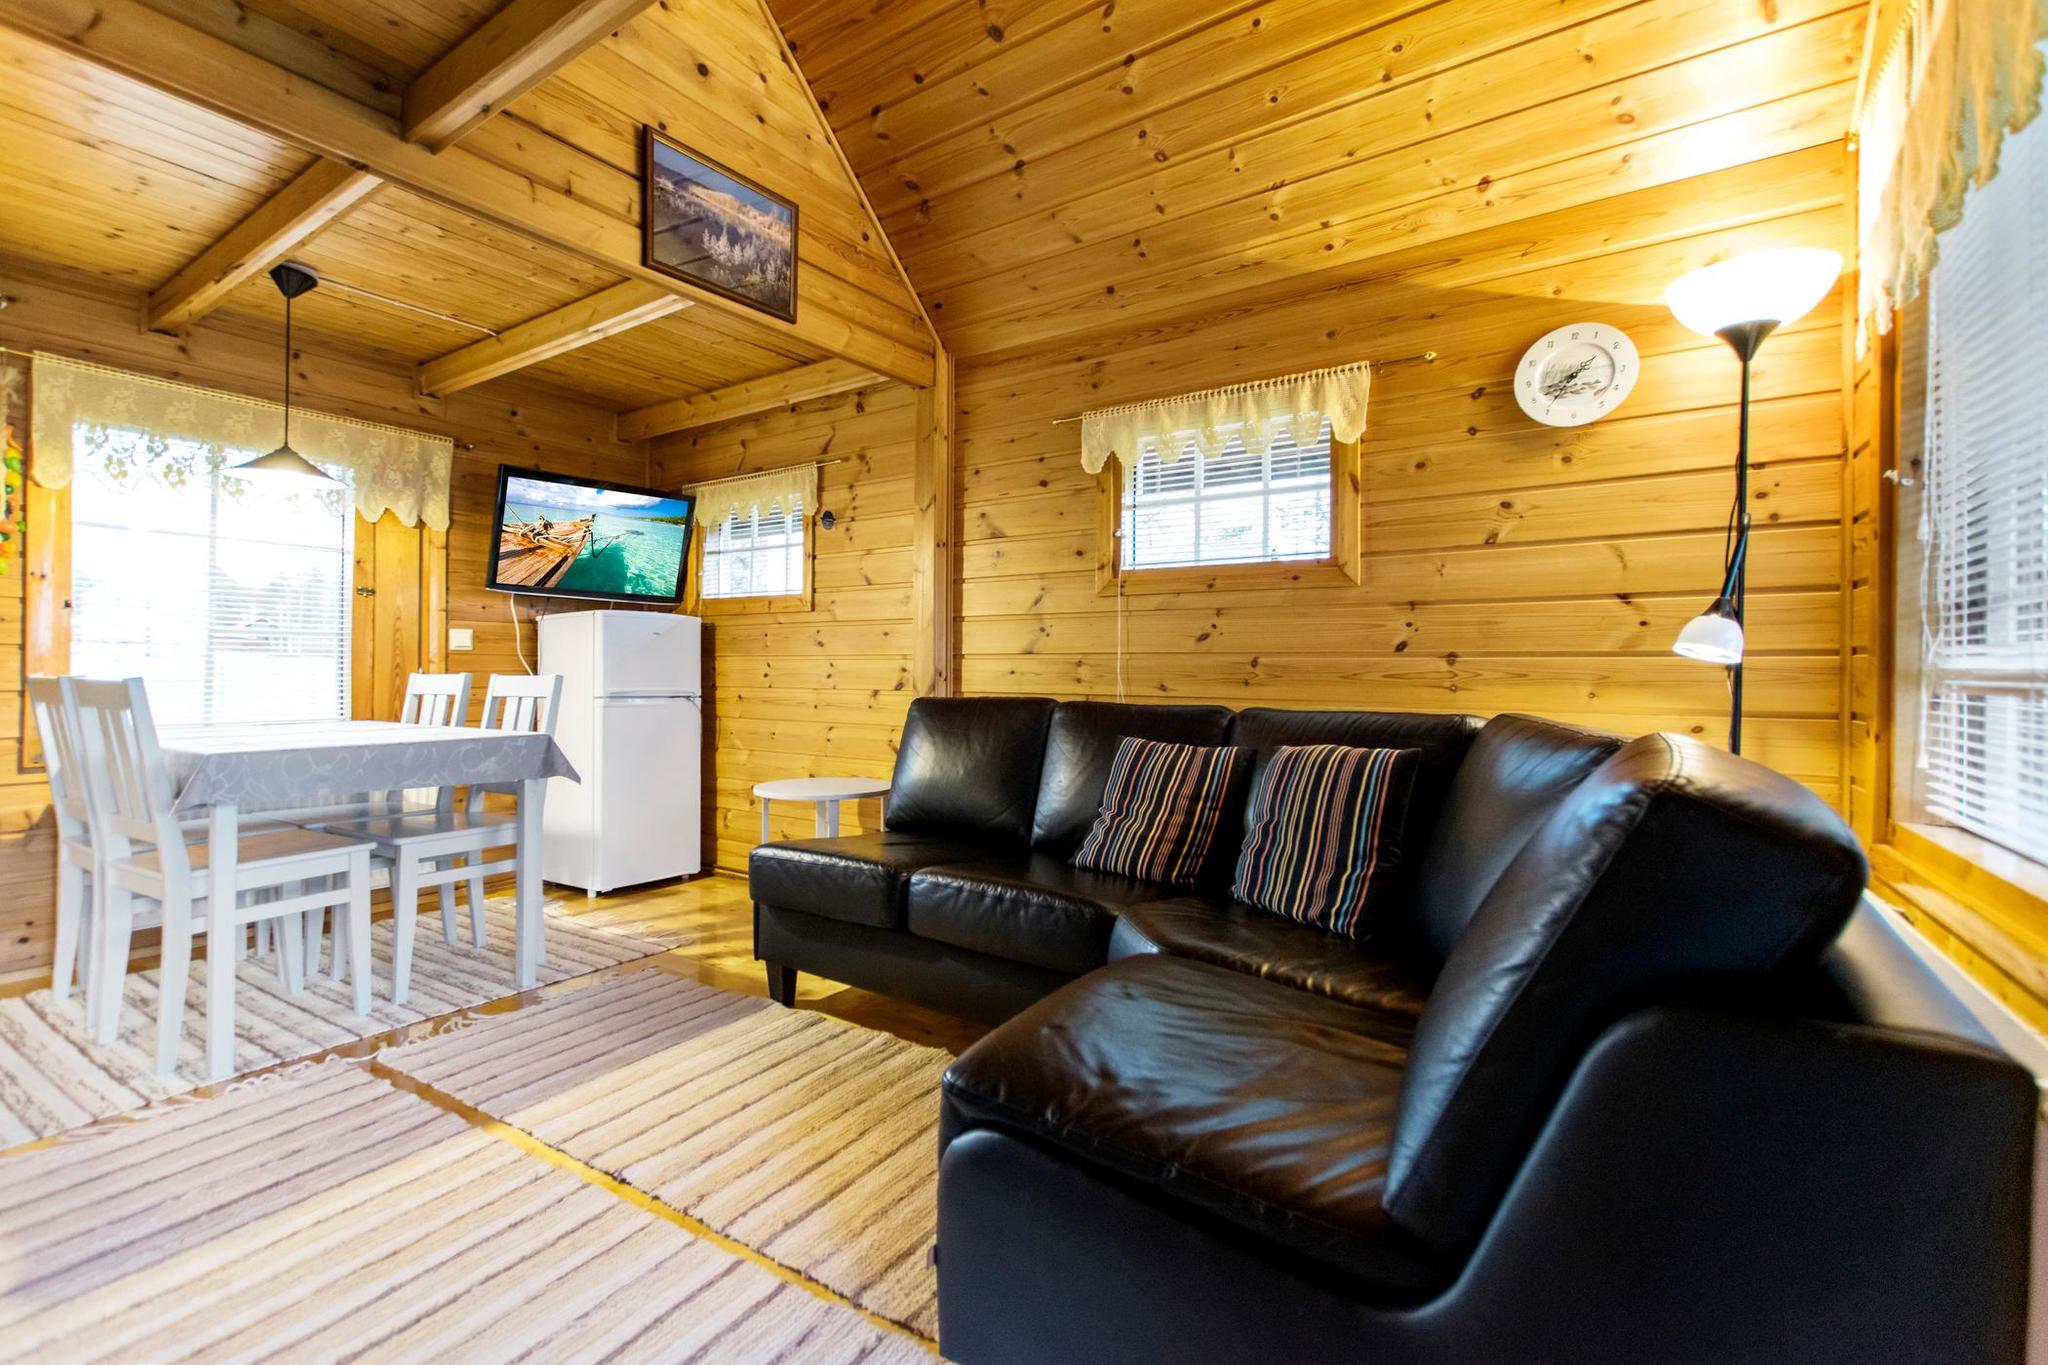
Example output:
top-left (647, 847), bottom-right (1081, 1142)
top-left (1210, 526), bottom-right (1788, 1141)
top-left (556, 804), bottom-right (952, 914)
top-left (0, 0), bottom-right (1865, 416)
top-left (771, 0), bottom-right (1865, 361)
top-left (0, 0), bottom-right (938, 434)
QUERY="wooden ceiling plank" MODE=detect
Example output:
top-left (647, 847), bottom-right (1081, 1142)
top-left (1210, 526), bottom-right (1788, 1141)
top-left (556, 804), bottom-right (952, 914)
top-left (0, 0), bottom-right (937, 387)
top-left (145, 0), bottom-right (403, 115)
top-left (416, 279), bottom-right (687, 396)
top-left (145, 157), bottom-right (381, 332)
top-left (618, 358), bottom-right (880, 440)
top-left (402, 0), bottom-right (657, 151)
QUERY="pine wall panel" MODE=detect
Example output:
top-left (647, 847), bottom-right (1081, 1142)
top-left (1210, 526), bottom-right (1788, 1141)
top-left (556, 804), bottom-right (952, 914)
top-left (950, 146), bottom-right (1855, 802)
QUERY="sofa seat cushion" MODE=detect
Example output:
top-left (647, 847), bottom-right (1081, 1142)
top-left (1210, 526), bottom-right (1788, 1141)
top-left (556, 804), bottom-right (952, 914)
top-left (750, 831), bottom-right (998, 930)
top-left (1110, 896), bottom-right (1432, 1044)
top-left (939, 954), bottom-right (1448, 1300)
top-left (907, 854), bottom-right (1168, 976)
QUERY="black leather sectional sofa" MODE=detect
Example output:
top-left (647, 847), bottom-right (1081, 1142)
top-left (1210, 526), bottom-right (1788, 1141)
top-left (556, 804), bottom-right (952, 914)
top-left (750, 698), bottom-right (2037, 1364)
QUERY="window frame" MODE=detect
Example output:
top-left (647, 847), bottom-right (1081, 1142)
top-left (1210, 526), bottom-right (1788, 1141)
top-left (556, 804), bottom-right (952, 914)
top-left (689, 497), bottom-right (815, 615)
top-left (1866, 114), bottom-right (2048, 1029)
top-left (1093, 431), bottom-right (1362, 597)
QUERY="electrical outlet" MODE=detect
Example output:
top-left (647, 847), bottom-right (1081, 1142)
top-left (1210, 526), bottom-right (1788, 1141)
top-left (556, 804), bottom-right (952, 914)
top-left (448, 627), bottom-right (475, 652)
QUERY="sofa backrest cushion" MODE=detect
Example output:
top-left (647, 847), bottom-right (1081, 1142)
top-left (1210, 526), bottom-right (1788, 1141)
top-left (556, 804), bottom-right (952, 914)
top-left (1383, 734), bottom-right (1868, 1255)
top-left (1031, 702), bottom-right (1234, 857)
top-left (887, 697), bottom-right (1056, 845)
top-left (1226, 709), bottom-right (1480, 914)
top-left (1410, 713), bottom-right (1628, 963)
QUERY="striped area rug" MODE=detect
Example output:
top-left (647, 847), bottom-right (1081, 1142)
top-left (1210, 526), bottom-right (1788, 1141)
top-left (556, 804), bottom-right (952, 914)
top-left (0, 897), bottom-right (689, 1147)
top-left (378, 969), bottom-right (954, 1338)
top-left (0, 1059), bottom-right (929, 1363)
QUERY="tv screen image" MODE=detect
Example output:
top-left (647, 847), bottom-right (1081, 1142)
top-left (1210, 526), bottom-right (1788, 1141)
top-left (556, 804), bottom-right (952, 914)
top-left (490, 467), bottom-right (696, 604)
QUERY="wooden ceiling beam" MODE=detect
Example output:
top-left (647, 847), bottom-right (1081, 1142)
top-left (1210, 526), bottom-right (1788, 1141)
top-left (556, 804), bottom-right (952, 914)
top-left (619, 358), bottom-right (879, 440)
top-left (0, 0), bottom-right (937, 388)
top-left (403, 0), bottom-right (656, 151)
top-left (417, 281), bottom-right (688, 397)
top-left (144, 158), bottom-right (381, 334)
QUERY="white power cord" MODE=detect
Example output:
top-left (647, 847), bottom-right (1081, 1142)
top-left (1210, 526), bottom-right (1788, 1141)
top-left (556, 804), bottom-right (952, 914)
top-left (509, 594), bottom-right (533, 674)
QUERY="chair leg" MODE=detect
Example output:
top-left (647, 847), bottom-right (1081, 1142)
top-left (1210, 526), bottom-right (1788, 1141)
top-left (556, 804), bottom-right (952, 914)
top-left (156, 890), bottom-right (193, 1076)
top-left (392, 856), bottom-right (419, 1007)
top-left (765, 961), bottom-right (797, 1007)
top-left (467, 858), bottom-right (488, 948)
top-left (54, 857), bottom-right (84, 1003)
top-left (329, 894), bottom-right (351, 983)
top-left (92, 885), bottom-right (136, 1044)
top-left (300, 882), bottom-right (322, 979)
top-left (438, 857), bottom-right (459, 946)
top-left (206, 899), bottom-right (239, 1082)
top-left (276, 912), bottom-right (306, 994)
top-left (347, 854), bottom-right (373, 1016)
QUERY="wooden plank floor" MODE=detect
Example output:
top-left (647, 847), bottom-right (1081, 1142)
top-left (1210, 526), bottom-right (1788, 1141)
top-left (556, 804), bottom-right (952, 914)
top-left (578, 872), bottom-right (990, 1054)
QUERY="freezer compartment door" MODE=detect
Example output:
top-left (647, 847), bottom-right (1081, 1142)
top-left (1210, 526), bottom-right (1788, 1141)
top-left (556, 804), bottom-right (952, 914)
top-left (597, 612), bottom-right (701, 697)
top-left (593, 696), bottom-right (702, 891)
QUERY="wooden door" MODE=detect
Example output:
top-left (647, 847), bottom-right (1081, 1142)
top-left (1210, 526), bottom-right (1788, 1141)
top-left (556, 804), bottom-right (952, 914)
top-left (351, 513), bottom-right (448, 721)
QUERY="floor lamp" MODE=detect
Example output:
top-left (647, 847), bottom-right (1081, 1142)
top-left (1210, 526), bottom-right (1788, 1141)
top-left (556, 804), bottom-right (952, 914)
top-left (1663, 247), bottom-right (1841, 755)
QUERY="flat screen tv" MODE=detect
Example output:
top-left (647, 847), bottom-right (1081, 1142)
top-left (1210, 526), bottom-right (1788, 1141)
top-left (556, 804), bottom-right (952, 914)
top-left (488, 466), bottom-right (697, 605)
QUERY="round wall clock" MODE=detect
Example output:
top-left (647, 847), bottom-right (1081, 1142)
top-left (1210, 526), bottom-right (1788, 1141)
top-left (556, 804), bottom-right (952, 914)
top-left (1515, 323), bottom-right (1639, 427)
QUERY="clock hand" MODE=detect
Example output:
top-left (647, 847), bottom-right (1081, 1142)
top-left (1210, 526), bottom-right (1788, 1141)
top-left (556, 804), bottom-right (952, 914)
top-left (1543, 356), bottom-right (1594, 400)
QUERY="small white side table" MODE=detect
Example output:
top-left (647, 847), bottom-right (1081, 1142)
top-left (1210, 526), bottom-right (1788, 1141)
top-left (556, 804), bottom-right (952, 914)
top-left (754, 777), bottom-right (891, 842)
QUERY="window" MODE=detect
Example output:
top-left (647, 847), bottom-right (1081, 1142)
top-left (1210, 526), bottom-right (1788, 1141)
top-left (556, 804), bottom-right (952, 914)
top-left (1895, 97), bottom-right (2048, 860)
top-left (70, 427), bottom-right (352, 725)
top-left (700, 495), bottom-right (806, 600)
top-left (1122, 421), bottom-right (1334, 571)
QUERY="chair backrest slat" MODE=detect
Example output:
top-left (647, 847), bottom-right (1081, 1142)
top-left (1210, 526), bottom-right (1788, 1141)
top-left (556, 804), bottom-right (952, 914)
top-left (480, 674), bottom-right (563, 738)
top-left (399, 672), bottom-right (472, 727)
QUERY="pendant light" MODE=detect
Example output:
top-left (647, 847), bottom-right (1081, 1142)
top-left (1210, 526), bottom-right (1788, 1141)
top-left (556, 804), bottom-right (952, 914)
top-left (227, 261), bottom-right (340, 486)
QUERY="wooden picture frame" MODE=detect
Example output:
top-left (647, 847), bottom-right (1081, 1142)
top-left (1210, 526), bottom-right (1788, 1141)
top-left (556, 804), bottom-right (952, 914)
top-left (641, 127), bottom-right (799, 324)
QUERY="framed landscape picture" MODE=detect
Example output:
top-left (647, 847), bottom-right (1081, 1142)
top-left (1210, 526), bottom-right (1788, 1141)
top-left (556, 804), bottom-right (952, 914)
top-left (641, 128), bottom-right (799, 323)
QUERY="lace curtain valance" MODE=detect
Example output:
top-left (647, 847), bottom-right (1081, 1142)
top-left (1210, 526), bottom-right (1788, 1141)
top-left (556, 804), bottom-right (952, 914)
top-left (1855, 0), bottom-right (2048, 352)
top-left (28, 353), bottom-right (455, 530)
top-left (691, 464), bottom-right (818, 527)
top-left (1078, 362), bottom-right (1371, 476)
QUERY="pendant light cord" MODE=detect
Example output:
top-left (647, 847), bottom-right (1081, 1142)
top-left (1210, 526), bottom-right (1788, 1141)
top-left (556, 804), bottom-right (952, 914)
top-left (281, 290), bottom-right (293, 449)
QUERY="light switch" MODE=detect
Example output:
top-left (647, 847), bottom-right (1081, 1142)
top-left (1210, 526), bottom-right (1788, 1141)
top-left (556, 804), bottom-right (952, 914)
top-left (449, 627), bottom-right (475, 652)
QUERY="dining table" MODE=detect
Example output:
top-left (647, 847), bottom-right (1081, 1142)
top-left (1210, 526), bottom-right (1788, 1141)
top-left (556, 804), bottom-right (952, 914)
top-left (156, 719), bottom-right (580, 1073)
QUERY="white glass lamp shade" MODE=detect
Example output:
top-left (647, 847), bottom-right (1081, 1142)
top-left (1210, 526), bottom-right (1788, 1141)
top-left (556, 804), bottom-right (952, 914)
top-left (1664, 248), bottom-right (1843, 338)
top-left (227, 444), bottom-right (340, 487)
top-left (1672, 607), bottom-right (1745, 665)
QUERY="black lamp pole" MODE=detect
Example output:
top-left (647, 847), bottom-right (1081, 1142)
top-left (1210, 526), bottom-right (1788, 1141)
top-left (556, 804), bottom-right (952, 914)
top-left (1710, 318), bottom-right (1777, 756)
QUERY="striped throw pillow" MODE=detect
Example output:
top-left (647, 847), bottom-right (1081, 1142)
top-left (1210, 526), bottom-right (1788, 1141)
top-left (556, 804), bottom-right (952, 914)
top-left (1071, 737), bottom-right (1248, 886)
top-left (1232, 744), bottom-right (1420, 939)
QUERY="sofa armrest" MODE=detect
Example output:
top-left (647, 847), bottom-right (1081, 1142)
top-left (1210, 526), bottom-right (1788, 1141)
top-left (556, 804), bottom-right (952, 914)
top-left (934, 1004), bottom-right (2036, 1365)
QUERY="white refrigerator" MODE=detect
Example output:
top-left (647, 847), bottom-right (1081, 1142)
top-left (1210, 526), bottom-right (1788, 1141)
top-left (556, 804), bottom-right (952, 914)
top-left (539, 609), bottom-right (702, 895)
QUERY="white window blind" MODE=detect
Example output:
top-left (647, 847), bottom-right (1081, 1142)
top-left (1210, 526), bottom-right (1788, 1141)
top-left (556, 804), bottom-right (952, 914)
top-left (1122, 419), bottom-right (1332, 570)
top-left (700, 495), bottom-right (804, 598)
top-left (1912, 100), bottom-right (2048, 856)
top-left (70, 427), bottom-right (352, 726)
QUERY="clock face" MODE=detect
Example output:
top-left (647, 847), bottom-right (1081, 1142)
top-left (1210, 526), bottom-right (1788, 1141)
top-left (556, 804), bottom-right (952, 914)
top-left (1515, 323), bottom-right (1639, 427)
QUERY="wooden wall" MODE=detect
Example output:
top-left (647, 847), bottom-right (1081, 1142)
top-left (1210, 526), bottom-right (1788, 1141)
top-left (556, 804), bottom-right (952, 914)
top-left (650, 382), bottom-right (919, 872)
top-left (951, 145), bottom-right (1854, 799)
top-left (0, 255), bottom-right (646, 979)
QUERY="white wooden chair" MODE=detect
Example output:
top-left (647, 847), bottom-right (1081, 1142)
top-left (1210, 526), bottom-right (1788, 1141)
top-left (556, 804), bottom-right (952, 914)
top-left (31, 675), bottom-right (299, 1026)
top-left (289, 670), bottom-right (473, 973)
top-left (69, 677), bottom-right (377, 1078)
top-left (324, 673), bottom-right (562, 1005)
top-left (26, 677), bottom-right (99, 1010)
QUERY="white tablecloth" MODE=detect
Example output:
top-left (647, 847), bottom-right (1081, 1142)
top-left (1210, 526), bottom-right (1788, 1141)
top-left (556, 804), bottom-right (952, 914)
top-left (156, 720), bottom-right (580, 812)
